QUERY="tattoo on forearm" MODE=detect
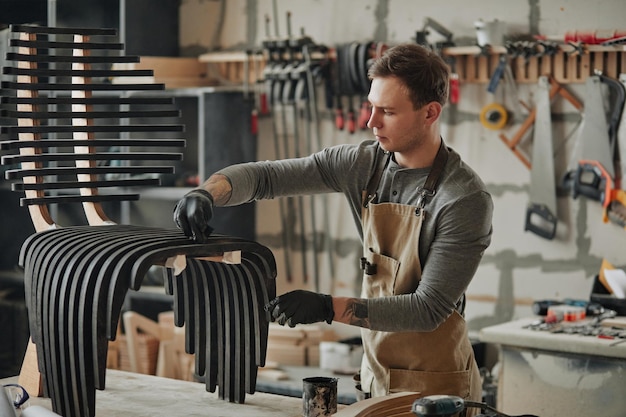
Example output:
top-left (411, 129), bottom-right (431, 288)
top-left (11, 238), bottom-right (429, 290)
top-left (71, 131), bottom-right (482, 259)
top-left (344, 299), bottom-right (370, 328)
top-left (205, 174), bottom-right (232, 206)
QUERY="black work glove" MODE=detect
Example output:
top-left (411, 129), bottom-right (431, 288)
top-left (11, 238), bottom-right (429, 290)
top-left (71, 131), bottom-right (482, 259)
top-left (173, 189), bottom-right (215, 243)
top-left (264, 290), bottom-right (334, 327)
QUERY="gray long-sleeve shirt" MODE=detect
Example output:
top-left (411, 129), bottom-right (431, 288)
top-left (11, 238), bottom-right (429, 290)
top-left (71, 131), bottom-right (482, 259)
top-left (218, 139), bottom-right (493, 332)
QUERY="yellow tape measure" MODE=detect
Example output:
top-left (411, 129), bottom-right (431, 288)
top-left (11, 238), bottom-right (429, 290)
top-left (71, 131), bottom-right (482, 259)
top-left (479, 102), bottom-right (508, 130)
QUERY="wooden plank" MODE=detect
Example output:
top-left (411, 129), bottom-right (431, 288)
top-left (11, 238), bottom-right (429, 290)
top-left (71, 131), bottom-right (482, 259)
top-left (334, 392), bottom-right (421, 417)
top-left (17, 340), bottom-right (43, 397)
top-left (540, 55), bottom-right (553, 77)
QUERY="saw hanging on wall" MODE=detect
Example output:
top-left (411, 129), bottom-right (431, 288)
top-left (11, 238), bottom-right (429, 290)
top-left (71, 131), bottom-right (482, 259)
top-left (563, 71), bottom-right (626, 228)
top-left (525, 75), bottom-right (559, 239)
top-left (498, 76), bottom-right (582, 169)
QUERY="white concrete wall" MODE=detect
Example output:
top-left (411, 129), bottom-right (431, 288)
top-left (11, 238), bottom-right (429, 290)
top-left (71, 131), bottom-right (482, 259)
top-left (180, 0), bottom-right (626, 338)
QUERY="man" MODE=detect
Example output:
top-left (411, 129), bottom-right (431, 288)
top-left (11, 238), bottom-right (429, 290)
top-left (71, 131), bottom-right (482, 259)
top-left (174, 43), bottom-right (493, 408)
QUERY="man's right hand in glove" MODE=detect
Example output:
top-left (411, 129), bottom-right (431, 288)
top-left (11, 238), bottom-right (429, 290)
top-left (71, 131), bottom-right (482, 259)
top-left (173, 188), bottom-right (215, 243)
top-left (264, 290), bottom-right (335, 327)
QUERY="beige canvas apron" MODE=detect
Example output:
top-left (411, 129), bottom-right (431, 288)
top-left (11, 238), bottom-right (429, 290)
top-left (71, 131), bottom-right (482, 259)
top-left (358, 143), bottom-right (482, 411)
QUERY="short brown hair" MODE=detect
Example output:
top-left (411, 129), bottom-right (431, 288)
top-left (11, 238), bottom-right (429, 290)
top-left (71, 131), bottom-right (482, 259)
top-left (368, 43), bottom-right (450, 109)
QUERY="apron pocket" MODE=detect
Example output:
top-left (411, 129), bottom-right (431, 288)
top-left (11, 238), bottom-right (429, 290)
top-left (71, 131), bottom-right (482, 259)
top-left (364, 250), bottom-right (400, 297)
top-left (388, 368), bottom-right (471, 399)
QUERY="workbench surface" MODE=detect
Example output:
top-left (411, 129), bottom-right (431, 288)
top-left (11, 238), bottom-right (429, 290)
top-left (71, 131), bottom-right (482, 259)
top-left (479, 317), bottom-right (626, 416)
top-left (479, 317), bottom-right (626, 359)
top-left (257, 365), bottom-right (357, 405)
top-left (3, 370), bottom-right (320, 417)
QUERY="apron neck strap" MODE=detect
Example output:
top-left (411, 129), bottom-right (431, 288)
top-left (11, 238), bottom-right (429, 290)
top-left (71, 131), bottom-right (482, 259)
top-left (364, 147), bottom-right (391, 207)
top-left (415, 139), bottom-right (448, 212)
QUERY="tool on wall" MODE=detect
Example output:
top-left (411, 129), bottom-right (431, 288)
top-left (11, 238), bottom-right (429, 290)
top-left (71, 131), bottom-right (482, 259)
top-left (254, 48), bottom-right (270, 116)
top-left (332, 44), bottom-right (346, 131)
top-left (568, 73), bottom-right (622, 200)
top-left (334, 43), bottom-right (356, 133)
top-left (303, 43), bottom-right (335, 290)
top-left (498, 76), bottom-right (582, 169)
top-left (332, 41), bottom-right (377, 134)
top-left (415, 17), bottom-right (455, 52)
top-left (294, 48), bottom-right (320, 290)
top-left (449, 68), bottom-right (460, 105)
top-left (344, 42), bottom-right (358, 133)
top-left (276, 11), bottom-right (308, 284)
top-left (356, 42), bottom-right (375, 130)
top-left (479, 51), bottom-right (517, 131)
top-left (282, 11), bottom-right (310, 284)
top-left (262, 12), bottom-right (294, 282)
top-left (261, 7), bottom-right (338, 284)
top-left (564, 71), bottom-right (626, 227)
top-left (243, 49), bottom-right (258, 136)
top-left (525, 75), bottom-right (558, 239)
top-left (414, 17), bottom-right (458, 108)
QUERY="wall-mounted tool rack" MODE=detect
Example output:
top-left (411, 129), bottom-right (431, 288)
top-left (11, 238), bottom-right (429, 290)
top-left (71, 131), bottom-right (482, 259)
top-left (199, 49), bottom-right (329, 85)
top-left (199, 43), bottom-right (626, 86)
top-left (442, 44), bottom-right (626, 84)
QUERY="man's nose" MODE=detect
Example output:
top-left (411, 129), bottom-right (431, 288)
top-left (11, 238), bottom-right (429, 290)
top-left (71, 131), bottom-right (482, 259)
top-left (367, 109), bottom-right (380, 129)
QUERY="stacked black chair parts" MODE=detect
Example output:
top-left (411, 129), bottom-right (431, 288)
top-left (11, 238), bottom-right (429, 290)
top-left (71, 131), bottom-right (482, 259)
top-left (17, 227), bottom-right (277, 416)
top-left (163, 252), bottom-right (275, 401)
top-left (1, 24), bottom-right (278, 417)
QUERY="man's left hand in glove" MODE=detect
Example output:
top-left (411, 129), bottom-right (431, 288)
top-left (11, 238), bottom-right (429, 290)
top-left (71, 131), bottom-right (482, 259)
top-left (265, 290), bottom-right (334, 327)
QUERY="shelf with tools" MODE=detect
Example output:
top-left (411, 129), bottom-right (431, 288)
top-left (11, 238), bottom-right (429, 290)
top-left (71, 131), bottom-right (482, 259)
top-left (199, 49), bottom-right (328, 86)
top-left (198, 43), bottom-right (626, 87)
top-left (442, 44), bottom-right (626, 84)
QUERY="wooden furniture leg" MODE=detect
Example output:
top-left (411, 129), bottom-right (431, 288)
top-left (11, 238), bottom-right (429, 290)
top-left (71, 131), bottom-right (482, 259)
top-left (18, 340), bottom-right (42, 397)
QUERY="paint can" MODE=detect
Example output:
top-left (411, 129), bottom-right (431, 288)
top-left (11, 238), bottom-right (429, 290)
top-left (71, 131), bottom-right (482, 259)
top-left (302, 376), bottom-right (338, 417)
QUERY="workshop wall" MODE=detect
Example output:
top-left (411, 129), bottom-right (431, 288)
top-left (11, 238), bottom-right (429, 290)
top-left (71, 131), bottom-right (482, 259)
top-left (180, 0), bottom-right (626, 338)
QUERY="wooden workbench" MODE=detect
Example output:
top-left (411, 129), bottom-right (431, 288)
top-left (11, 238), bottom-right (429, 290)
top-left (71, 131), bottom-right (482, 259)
top-left (479, 317), bottom-right (626, 417)
top-left (3, 369), bottom-right (312, 416)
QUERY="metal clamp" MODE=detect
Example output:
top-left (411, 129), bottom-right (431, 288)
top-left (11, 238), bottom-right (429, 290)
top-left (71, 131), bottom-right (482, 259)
top-left (415, 187), bottom-right (435, 215)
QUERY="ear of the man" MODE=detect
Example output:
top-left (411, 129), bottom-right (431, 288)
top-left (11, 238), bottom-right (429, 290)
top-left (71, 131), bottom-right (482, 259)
top-left (425, 101), bottom-right (443, 124)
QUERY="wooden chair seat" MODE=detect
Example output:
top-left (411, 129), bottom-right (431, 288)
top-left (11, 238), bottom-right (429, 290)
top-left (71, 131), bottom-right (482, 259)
top-left (1, 24), bottom-right (276, 417)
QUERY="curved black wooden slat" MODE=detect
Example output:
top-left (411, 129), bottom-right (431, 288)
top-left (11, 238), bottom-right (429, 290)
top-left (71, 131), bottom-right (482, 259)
top-left (20, 194), bottom-right (141, 207)
top-left (204, 262), bottom-right (223, 393)
top-left (1, 96), bottom-right (175, 106)
top-left (7, 165), bottom-right (174, 180)
top-left (2, 109), bottom-right (181, 119)
top-left (2, 81), bottom-right (165, 91)
top-left (4, 152), bottom-right (183, 164)
top-left (14, 178), bottom-right (160, 191)
top-left (10, 24), bottom-right (117, 36)
top-left (2, 123), bottom-right (183, 135)
top-left (10, 39), bottom-right (124, 50)
top-left (1, 139), bottom-right (185, 150)
top-left (3, 67), bottom-right (154, 78)
top-left (6, 52), bottom-right (139, 64)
